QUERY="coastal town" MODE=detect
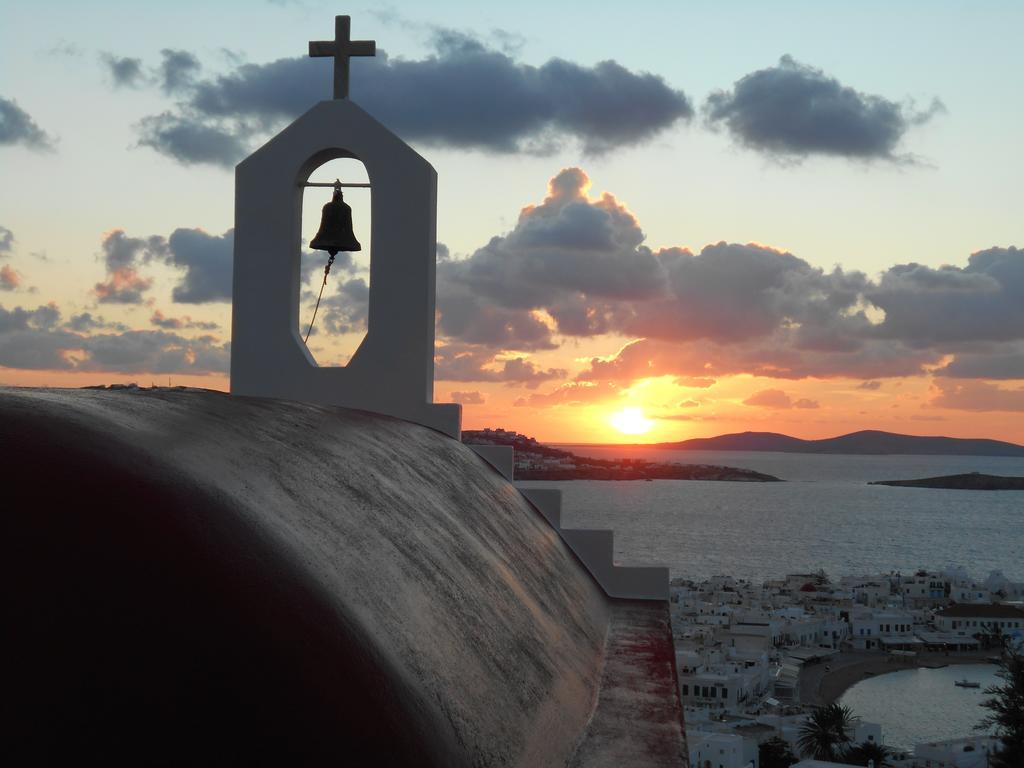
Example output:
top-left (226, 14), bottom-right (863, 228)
top-left (672, 566), bottom-right (1024, 767)
top-left (462, 428), bottom-right (780, 482)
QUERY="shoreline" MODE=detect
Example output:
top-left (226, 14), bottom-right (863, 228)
top-left (799, 650), bottom-right (994, 706)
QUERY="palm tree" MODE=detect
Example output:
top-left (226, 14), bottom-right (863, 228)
top-left (844, 739), bottom-right (893, 767)
top-left (977, 642), bottom-right (1024, 768)
top-left (797, 702), bottom-right (854, 761)
top-left (758, 736), bottom-right (798, 768)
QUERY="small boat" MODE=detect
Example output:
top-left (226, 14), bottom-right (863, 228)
top-left (955, 679), bottom-right (980, 688)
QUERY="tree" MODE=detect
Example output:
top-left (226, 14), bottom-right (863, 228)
top-left (977, 642), bottom-right (1024, 768)
top-left (844, 739), bottom-right (893, 767)
top-left (758, 736), bottom-right (798, 768)
top-left (797, 702), bottom-right (854, 761)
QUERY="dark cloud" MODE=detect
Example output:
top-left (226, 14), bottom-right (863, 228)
top-left (449, 390), bottom-right (485, 405)
top-left (743, 388), bottom-right (819, 409)
top-left (133, 32), bottom-right (691, 166)
top-left (66, 312), bottom-right (128, 333)
top-left (704, 56), bottom-right (943, 161)
top-left (165, 228), bottom-right (233, 303)
top-left (136, 113), bottom-right (249, 168)
top-left (438, 168), bottom-right (663, 349)
top-left (435, 344), bottom-right (565, 388)
top-left (629, 241), bottom-right (870, 344)
top-left (101, 229), bottom-right (166, 270)
top-left (436, 170), bottom-right (1024, 391)
top-left (0, 225), bottom-right (13, 255)
top-left (0, 96), bottom-right (56, 151)
top-left (92, 229), bottom-right (165, 304)
top-left (93, 227), bottom-right (233, 305)
top-left (159, 49), bottom-right (201, 94)
top-left (867, 247), bottom-right (1024, 345)
top-left (150, 310), bottom-right (219, 331)
top-left (94, 268), bottom-right (153, 304)
top-left (0, 303), bottom-right (228, 374)
top-left (929, 379), bottom-right (1024, 412)
top-left (100, 53), bottom-right (146, 88)
top-left (79, 330), bottom-right (229, 374)
top-left (933, 346), bottom-right (1024, 380)
top-left (318, 278), bottom-right (369, 335)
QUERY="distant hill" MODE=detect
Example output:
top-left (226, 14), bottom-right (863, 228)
top-left (656, 430), bottom-right (1024, 457)
top-left (870, 473), bottom-right (1024, 490)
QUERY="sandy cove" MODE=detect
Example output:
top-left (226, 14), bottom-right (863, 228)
top-left (799, 649), bottom-right (995, 706)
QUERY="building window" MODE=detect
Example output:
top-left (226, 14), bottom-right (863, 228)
top-left (682, 685), bottom-right (688, 695)
top-left (721, 687), bottom-right (728, 699)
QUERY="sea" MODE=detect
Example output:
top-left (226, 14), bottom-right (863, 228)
top-left (839, 663), bottom-right (999, 752)
top-left (543, 447), bottom-right (1024, 581)
top-left (544, 447), bottom-right (1020, 750)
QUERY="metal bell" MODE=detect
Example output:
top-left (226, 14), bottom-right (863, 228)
top-left (310, 181), bottom-right (361, 256)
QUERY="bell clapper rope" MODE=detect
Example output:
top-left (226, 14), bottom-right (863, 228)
top-left (304, 253), bottom-right (336, 344)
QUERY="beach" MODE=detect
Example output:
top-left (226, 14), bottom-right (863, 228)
top-left (799, 649), bottom-right (994, 706)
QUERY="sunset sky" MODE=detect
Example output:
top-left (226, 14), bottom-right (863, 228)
top-left (2, 1), bottom-right (1023, 443)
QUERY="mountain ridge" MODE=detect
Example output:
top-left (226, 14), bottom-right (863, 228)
top-left (650, 429), bottom-right (1024, 456)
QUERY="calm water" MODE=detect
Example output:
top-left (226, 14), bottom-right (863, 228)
top-left (539, 448), bottom-right (1024, 580)
top-left (839, 664), bottom-right (998, 751)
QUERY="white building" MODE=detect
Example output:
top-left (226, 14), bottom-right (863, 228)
top-left (677, 651), bottom-right (772, 713)
top-left (687, 730), bottom-right (757, 768)
top-left (850, 608), bottom-right (916, 650)
top-left (933, 603), bottom-right (1024, 637)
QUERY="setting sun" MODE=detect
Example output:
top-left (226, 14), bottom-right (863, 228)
top-left (609, 407), bottom-right (653, 435)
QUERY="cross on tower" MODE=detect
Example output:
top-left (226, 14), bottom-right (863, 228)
top-left (309, 15), bottom-right (376, 100)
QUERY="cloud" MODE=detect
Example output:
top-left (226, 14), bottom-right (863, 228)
top-left (676, 377), bottom-right (716, 388)
top-left (704, 55), bottom-right (943, 161)
top-left (136, 113), bottom-right (249, 168)
top-left (150, 309), bottom-right (219, 331)
top-left (438, 168), bottom-right (664, 348)
top-left (933, 347), bottom-right (1024, 380)
top-left (94, 267), bottom-right (153, 304)
top-left (513, 380), bottom-right (624, 407)
top-left (95, 227), bottom-right (232, 304)
top-left (0, 225), bottom-right (13, 255)
top-left (101, 229), bottom-right (166, 270)
top-left (133, 31), bottom-right (691, 166)
top-left (0, 303), bottom-right (228, 373)
top-left (1, 265), bottom-right (21, 291)
top-left (159, 49), bottom-right (201, 94)
top-left (629, 241), bottom-right (871, 344)
top-left (743, 388), bottom-right (818, 409)
top-left (435, 344), bottom-right (565, 388)
top-left (0, 96), bottom-right (56, 151)
top-left (929, 379), bottom-right (1024, 412)
top-left (164, 228), bottom-right (233, 303)
top-left (677, 399), bottom-right (700, 408)
top-left (857, 380), bottom-right (882, 390)
top-left (449, 390), bottom-right (485, 405)
top-left (317, 278), bottom-right (369, 335)
top-left (66, 312), bottom-right (128, 332)
top-left (435, 170), bottom-right (1024, 390)
top-left (100, 53), bottom-right (146, 88)
top-left (867, 247), bottom-right (1024, 345)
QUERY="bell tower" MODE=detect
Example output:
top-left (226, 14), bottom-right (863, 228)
top-left (230, 15), bottom-right (461, 438)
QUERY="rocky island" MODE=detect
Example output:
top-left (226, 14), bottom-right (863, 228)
top-left (463, 428), bottom-right (781, 482)
top-left (869, 472), bottom-right (1024, 490)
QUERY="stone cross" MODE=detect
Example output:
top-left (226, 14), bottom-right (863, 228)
top-left (309, 15), bottom-right (376, 100)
